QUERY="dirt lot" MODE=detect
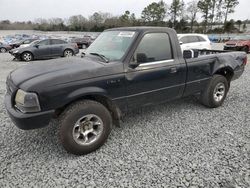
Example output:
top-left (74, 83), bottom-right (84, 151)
top-left (0, 44), bottom-right (250, 187)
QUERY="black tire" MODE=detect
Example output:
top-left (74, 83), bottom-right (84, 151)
top-left (58, 100), bottom-right (112, 155)
top-left (200, 75), bottom-right (229, 108)
top-left (21, 52), bottom-right (33, 62)
top-left (0, 47), bottom-right (7, 53)
top-left (63, 49), bottom-right (74, 57)
top-left (242, 46), bottom-right (249, 53)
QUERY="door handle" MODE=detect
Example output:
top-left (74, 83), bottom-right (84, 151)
top-left (170, 67), bottom-right (177, 73)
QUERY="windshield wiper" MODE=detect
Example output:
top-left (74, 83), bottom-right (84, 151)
top-left (89, 53), bottom-right (109, 63)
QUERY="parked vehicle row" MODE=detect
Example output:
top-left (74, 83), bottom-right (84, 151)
top-left (4, 27), bottom-right (247, 155)
top-left (9, 39), bottom-right (79, 61)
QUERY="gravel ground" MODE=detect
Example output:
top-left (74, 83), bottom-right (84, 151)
top-left (0, 44), bottom-right (250, 187)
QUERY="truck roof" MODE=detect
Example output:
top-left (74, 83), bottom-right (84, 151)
top-left (106, 26), bottom-right (176, 33)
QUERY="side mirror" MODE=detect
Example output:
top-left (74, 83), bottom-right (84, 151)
top-left (34, 44), bottom-right (39, 48)
top-left (179, 41), bottom-right (183, 45)
top-left (129, 53), bottom-right (147, 68)
top-left (136, 53), bottom-right (147, 63)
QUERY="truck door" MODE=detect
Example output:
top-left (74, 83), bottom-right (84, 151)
top-left (125, 32), bottom-right (186, 109)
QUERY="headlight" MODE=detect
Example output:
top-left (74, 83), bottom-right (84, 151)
top-left (15, 89), bottom-right (41, 113)
top-left (13, 50), bottom-right (19, 53)
top-left (236, 43), bottom-right (243, 46)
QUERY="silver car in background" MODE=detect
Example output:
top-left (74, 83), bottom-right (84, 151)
top-left (9, 39), bottom-right (79, 61)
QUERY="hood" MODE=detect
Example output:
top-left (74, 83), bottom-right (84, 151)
top-left (226, 40), bottom-right (249, 45)
top-left (9, 56), bottom-right (123, 91)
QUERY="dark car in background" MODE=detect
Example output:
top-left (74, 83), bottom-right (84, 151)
top-left (10, 39), bottom-right (79, 61)
top-left (70, 35), bottom-right (93, 49)
top-left (0, 42), bottom-right (12, 53)
top-left (9, 38), bottom-right (37, 49)
top-left (224, 35), bottom-right (250, 53)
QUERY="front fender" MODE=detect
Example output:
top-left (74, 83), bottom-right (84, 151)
top-left (66, 86), bottom-right (109, 101)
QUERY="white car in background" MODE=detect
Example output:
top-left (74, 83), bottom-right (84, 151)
top-left (178, 34), bottom-right (212, 51)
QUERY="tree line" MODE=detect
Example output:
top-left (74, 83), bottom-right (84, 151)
top-left (0, 0), bottom-right (247, 33)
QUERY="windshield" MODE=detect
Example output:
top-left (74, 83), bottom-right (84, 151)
top-left (232, 35), bottom-right (250, 40)
top-left (85, 31), bottom-right (137, 61)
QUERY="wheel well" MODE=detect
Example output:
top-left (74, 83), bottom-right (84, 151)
top-left (214, 67), bottom-right (234, 83)
top-left (64, 48), bottom-right (73, 52)
top-left (21, 51), bottom-right (33, 56)
top-left (55, 95), bottom-right (121, 124)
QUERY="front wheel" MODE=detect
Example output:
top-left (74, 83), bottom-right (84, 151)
top-left (21, 52), bottom-right (33, 61)
top-left (200, 75), bottom-right (229, 108)
top-left (58, 100), bottom-right (112, 155)
top-left (63, 49), bottom-right (73, 57)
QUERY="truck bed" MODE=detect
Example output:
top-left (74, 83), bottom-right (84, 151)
top-left (183, 49), bottom-right (247, 97)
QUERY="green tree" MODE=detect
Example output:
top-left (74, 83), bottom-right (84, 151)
top-left (187, 0), bottom-right (198, 32)
top-left (223, 0), bottom-right (239, 24)
top-left (235, 20), bottom-right (242, 31)
top-left (197, 0), bottom-right (213, 33)
top-left (209, 0), bottom-right (216, 29)
top-left (89, 12), bottom-right (104, 25)
top-left (224, 19), bottom-right (235, 32)
top-left (242, 22), bottom-right (247, 32)
top-left (141, 1), bottom-right (166, 22)
top-left (68, 15), bottom-right (87, 31)
top-left (215, 0), bottom-right (223, 23)
top-left (169, 0), bottom-right (182, 28)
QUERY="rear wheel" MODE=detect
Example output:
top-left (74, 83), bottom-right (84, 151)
top-left (200, 75), bottom-right (229, 108)
top-left (58, 100), bottom-right (112, 155)
top-left (0, 48), bottom-right (7, 53)
top-left (21, 52), bottom-right (33, 62)
top-left (64, 49), bottom-right (73, 57)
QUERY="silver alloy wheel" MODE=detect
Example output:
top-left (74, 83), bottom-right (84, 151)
top-left (213, 82), bottom-right (226, 102)
top-left (0, 48), bottom-right (6, 53)
top-left (23, 53), bottom-right (32, 61)
top-left (64, 50), bottom-right (73, 57)
top-left (72, 114), bottom-right (104, 146)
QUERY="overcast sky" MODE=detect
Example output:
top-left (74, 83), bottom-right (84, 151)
top-left (0, 0), bottom-right (249, 22)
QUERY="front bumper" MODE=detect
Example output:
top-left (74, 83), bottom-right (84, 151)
top-left (9, 51), bottom-right (21, 59)
top-left (4, 94), bottom-right (54, 130)
top-left (224, 46), bottom-right (245, 51)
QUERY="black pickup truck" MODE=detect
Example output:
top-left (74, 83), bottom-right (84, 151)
top-left (4, 27), bottom-right (247, 155)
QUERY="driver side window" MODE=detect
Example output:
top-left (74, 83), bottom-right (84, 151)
top-left (38, 40), bottom-right (50, 46)
top-left (133, 33), bottom-right (173, 64)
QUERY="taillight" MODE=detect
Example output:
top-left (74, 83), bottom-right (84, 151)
top-left (243, 56), bottom-right (247, 65)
